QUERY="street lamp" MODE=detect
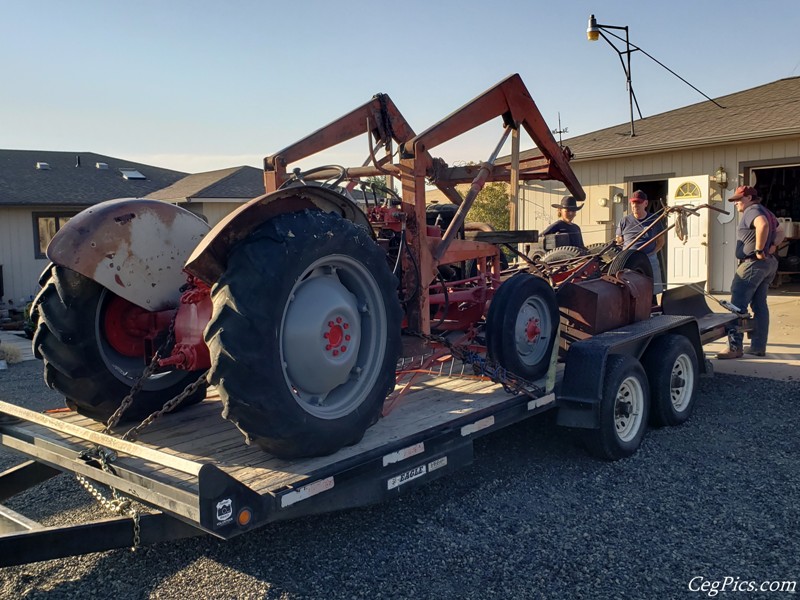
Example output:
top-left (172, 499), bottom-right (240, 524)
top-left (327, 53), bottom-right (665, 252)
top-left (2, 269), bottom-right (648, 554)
top-left (586, 14), bottom-right (640, 137)
top-left (586, 14), bottom-right (724, 138)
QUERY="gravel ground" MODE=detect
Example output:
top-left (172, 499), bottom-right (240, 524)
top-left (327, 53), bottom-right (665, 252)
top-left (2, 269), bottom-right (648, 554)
top-left (1, 360), bottom-right (798, 599)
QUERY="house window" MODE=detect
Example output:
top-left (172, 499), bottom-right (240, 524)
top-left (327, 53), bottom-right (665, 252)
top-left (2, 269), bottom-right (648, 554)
top-left (33, 213), bottom-right (76, 258)
top-left (675, 182), bottom-right (702, 199)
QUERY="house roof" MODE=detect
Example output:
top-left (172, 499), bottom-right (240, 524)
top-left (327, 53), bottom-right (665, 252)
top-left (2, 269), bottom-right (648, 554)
top-left (146, 165), bottom-right (265, 202)
top-left (0, 150), bottom-right (187, 206)
top-left (520, 77), bottom-right (800, 163)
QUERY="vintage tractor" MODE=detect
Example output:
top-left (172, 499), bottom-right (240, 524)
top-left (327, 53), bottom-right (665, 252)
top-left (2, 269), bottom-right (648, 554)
top-left (32, 74), bottom-right (654, 459)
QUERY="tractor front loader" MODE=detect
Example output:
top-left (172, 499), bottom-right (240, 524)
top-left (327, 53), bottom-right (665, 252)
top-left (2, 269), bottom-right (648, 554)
top-left (33, 74), bottom-right (588, 459)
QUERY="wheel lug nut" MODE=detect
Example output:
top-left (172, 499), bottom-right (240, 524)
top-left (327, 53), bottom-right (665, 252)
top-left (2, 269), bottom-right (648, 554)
top-left (333, 350), bottom-right (339, 356)
top-left (341, 346), bottom-right (347, 352)
top-left (345, 335), bottom-right (351, 341)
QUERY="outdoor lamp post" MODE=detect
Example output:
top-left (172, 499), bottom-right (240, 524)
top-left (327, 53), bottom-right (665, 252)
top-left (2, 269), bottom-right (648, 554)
top-left (586, 14), bottom-right (639, 137)
top-left (586, 14), bottom-right (724, 138)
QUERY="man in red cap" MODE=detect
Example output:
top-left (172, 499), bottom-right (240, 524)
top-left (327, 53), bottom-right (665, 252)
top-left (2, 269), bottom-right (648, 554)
top-left (615, 190), bottom-right (665, 293)
top-left (717, 186), bottom-right (785, 359)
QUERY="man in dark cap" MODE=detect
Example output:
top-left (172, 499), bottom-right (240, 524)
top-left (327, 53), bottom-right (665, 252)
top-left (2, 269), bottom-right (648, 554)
top-left (540, 196), bottom-right (585, 248)
top-left (615, 190), bottom-right (665, 293)
top-left (717, 186), bottom-right (785, 359)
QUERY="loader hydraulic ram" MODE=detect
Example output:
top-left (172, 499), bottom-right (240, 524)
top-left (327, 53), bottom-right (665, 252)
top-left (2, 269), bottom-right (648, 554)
top-left (35, 74), bottom-right (584, 458)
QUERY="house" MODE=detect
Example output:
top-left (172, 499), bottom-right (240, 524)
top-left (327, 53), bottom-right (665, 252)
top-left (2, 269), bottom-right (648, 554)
top-left (145, 165), bottom-right (266, 226)
top-left (516, 77), bottom-right (800, 292)
top-left (0, 150), bottom-right (187, 304)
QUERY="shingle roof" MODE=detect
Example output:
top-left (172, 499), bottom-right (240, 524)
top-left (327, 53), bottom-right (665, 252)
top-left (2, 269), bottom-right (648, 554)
top-left (0, 150), bottom-right (187, 206)
top-left (145, 165), bottom-right (265, 201)
top-left (524, 77), bottom-right (800, 162)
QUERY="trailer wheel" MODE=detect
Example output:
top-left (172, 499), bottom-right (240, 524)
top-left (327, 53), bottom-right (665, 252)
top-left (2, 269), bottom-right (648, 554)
top-left (584, 354), bottom-right (649, 460)
top-left (607, 249), bottom-right (652, 279)
top-left (206, 210), bottom-right (402, 458)
top-left (32, 265), bottom-right (207, 422)
top-left (641, 334), bottom-right (698, 427)
top-left (541, 246), bottom-right (587, 264)
top-left (486, 273), bottom-right (559, 381)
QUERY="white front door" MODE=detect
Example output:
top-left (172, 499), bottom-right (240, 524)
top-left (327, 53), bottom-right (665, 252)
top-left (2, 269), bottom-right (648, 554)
top-left (666, 175), bottom-right (710, 287)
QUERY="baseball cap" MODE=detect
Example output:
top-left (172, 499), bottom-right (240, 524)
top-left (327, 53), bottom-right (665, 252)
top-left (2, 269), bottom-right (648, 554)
top-left (629, 190), bottom-right (647, 203)
top-left (728, 185), bottom-right (759, 201)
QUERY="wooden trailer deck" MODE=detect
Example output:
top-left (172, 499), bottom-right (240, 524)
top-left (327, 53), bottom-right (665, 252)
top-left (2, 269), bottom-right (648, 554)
top-left (0, 368), bottom-right (555, 537)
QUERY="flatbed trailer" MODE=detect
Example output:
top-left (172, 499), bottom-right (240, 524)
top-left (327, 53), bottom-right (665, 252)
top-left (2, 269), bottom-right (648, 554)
top-left (0, 297), bottom-right (739, 567)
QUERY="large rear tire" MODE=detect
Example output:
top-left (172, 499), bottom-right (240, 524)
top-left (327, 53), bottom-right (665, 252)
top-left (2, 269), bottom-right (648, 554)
top-left (486, 273), bottom-right (559, 381)
top-left (541, 245), bottom-right (587, 265)
top-left (33, 265), bottom-right (207, 422)
top-left (607, 249), bottom-right (652, 279)
top-left (205, 210), bottom-right (402, 458)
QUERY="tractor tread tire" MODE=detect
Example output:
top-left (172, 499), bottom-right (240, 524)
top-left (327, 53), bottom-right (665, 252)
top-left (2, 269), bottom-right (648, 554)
top-left (206, 210), bottom-right (402, 459)
top-left (33, 265), bottom-right (207, 422)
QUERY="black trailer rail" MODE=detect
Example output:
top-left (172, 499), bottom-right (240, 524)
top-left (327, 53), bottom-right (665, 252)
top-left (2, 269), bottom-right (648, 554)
top-left (0, 370), bottom-right (557, 567)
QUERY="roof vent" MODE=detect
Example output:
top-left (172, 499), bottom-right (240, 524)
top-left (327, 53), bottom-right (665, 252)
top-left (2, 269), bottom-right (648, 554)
top-left (36, 162), bottom-right (51, 170)
top-left (120, 168), bottom-right (146, 180)
top-left (96, 162), bottom-right (109, 170)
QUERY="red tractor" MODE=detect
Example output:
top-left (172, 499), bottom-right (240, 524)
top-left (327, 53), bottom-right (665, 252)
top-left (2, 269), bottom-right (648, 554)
top-left (33, 74), bottom-right (639, 459)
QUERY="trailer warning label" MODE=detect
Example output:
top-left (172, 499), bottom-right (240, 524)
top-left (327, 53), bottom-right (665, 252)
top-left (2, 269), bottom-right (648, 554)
top-left (387, 464), bottom-right (426, 490)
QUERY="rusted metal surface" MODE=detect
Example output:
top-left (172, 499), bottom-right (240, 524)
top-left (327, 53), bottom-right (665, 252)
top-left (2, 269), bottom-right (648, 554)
top-left (184, 185), bottom-right (372, 285)
top-left (46, 198), bottom-right (210, 311)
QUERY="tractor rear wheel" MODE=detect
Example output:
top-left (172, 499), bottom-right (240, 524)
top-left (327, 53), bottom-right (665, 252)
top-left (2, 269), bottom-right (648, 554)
top-left (33, 265), bottom-right (207, 422)
top-left (486, 273), bottom-right (559, 381)
top-left (205, 210), bottom-right (402, 458)
top-left (607, 249), bottom-right (652, 279)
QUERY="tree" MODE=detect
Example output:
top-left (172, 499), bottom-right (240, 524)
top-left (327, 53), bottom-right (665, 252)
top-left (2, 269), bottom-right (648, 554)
top-left (466, 182), bottom-right (510, 231)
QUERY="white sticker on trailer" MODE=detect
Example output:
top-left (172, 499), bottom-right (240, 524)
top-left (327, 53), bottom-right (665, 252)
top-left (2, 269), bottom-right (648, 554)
top-left (383, 442), bottom-right (425, 466)
top-left (461, 416), bottom-right (495, 436)
top-left (280, 476), bottom-right (335, 508)
top-left (527, 393), bottom-right (556, 411)
top-left (387, 464), bottom-right (427, 490)
top-left (428, 456), bottom-right (447, 472)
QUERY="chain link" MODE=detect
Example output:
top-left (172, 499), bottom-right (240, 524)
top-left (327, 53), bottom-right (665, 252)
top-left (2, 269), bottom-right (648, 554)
top-left (78, 310), bottom-right (204, 549)
top-left (410, 331), bottom-right (545, 398)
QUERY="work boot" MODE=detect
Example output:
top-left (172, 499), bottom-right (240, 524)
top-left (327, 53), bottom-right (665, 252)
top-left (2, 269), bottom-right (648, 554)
top-left (716, 348), bottom-right (743, 360)
top-left (744, 347), bottom-right (766, 357)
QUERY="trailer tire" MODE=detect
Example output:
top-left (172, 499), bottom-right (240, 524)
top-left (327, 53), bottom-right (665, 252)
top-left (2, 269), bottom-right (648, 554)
top-left (607, 249), bottom-right (652, 279)
top-left (586, 242), bottom-right (620, 265)
top-left (32, 265), bottom-right (207, 422)
top-left (206, 210), bottom-right (402, 459)
top-left (641, 334), bottom-right (698, 427)
top-left (584, 354), bottom-right (649, 460)
top-left (486, 273), bottom-right (559, 381)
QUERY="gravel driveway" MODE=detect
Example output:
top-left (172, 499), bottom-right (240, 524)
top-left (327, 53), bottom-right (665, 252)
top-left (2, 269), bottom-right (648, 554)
top-left (1, 361), bottom-right (798, 599)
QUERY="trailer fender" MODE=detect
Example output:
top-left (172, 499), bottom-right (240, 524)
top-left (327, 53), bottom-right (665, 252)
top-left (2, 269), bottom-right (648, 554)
top-left (556, 315), bottom-right (704, 429)
top-left (46, 198), bottom-right (210, 312)
top-left (184, 185), bottom-right (373, 285)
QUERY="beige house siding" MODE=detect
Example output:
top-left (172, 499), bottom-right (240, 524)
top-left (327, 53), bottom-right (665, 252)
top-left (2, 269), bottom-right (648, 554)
top-left (178, 200), bottom-right (242, 227)
top-left (0, 207), bottom-right (54, 303)
top-left (520, 135), bottom-right (800, 292)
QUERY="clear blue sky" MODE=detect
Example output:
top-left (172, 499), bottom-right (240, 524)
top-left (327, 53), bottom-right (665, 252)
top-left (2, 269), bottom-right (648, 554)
top-left (3, 0), bottom-right (799, 173)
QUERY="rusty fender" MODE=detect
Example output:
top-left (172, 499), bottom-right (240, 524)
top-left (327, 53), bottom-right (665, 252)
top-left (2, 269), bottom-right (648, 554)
top-left (184, 184), bottom-right (372, 285)
top-left (46, 198), bottom-right (210, 312)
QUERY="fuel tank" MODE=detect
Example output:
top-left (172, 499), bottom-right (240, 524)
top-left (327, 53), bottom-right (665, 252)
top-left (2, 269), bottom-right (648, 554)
top-left (557, 271), bottom-right (653, 349)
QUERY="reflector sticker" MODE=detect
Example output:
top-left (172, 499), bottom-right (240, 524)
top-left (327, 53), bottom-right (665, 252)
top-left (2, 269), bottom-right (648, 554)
top-left (280, 476), bottom-right (335, 508)
top-left (461, 416), bottom-right (495, 436)
top-left (527, 393), bottom-right (556, 411)
top-left (428, 456), bottom-right (447, 472)
top-left (383, 442), bottom-right (425, 466)
top-left (387, 464), bottom-right (426, 490)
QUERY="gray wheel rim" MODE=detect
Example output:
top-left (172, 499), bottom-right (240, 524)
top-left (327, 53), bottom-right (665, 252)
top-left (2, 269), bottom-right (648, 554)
top-left (670, 353), bottom-right (695, 413)
top-left (513, 294), bottom-right (553, 367)
top-left (614, 375), bottom-right (645, 442)
top-left (281, 254), bottom-right (389, 419)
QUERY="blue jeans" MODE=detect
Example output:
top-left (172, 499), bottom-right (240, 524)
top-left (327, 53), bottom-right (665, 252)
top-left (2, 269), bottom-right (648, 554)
top-left (728, 256), bottom-right (778, 351)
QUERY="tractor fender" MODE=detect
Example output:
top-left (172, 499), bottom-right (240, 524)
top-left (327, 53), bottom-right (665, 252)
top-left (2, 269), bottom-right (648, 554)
top-left (46, 198), bottom-right (210, 311)
top-left (184, 184), bottom-right (372, 285)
